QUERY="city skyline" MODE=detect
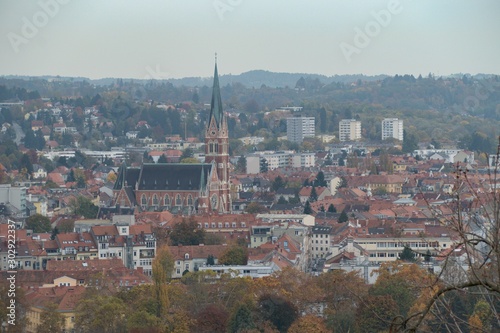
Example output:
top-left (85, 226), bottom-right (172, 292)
top-left (0, 0), bottom-right (499, 79)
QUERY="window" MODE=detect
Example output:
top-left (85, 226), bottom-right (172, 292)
top-left (185, 253), bottom-right (189, 259)
top-left (218, 223), bottom-right (223, 228)
top-left (121, 227), bottom-right (127, 233)
top-left (164, 195), bottom-right (170, 206)
top-left (176, 268), bottom-right (180, 274)
top-left (141, 194), bottom-right (147, 205)
top-left (153, 194), bottom-right (159, 206)
top-left (204, 223), bottom-right (209, 228)
top-left (185, 264), bottom-right (189, 270)
top-left (241, 222), bottom-right (246, 227)
top-left (176, 194), bottom-right (182, 206)
top-left (187, 195), bottom-right (193, 206)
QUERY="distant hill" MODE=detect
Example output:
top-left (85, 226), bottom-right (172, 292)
top-left (1, 71), bottom-right (389, 88)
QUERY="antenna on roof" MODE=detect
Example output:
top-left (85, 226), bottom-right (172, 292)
top-left (215, 52), bottom-right (217, 64)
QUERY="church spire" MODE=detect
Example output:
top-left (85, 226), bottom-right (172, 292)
top-left (209, 55), bottom-right (224, 129)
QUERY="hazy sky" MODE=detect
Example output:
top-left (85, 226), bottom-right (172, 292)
top-left (1, 0), bottom-right (499, 79)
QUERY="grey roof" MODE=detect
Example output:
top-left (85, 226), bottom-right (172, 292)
top-left (137, 163), bottom-right (212, 191)
top-left (208, 63), bottom-right (224, 129)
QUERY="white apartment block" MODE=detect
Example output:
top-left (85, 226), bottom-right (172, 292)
top-left (287, 117), bottom-right (315, 143)
top-left (339, 119), bottom-right (361, 142)
top-left (381, 118), bottom-right (403, 141)
top-left (246, 151), bottom-right (316, 174)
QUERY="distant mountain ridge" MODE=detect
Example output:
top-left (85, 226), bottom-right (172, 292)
top-left (1, 71), bottom-right (390, 88)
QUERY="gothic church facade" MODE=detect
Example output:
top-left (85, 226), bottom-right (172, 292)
top-left (112, 62), bottom-right (231, 214)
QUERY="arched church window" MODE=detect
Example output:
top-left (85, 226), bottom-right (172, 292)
top-left (152, 194), bottom-right (158, 206)
top-left (141, 194), bottom-right (147, 205)
top-left (187, 195), bottom-right (193, 206)
top-left (176, 194), bottom-right (182, 206)
top-left (164, 195), bottom-right (170, 206)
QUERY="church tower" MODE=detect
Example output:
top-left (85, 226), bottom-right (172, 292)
top-left (205, 57), bottom-right (231, 212)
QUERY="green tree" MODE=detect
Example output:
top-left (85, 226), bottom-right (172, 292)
top-left (402, 129), bottom-right (419, 153)
top-left (158, 154), bottom-right (167, 163)
top-left (327, 204), bottom-right (336, 213)
top-left (399, 245), bottom-right (416, 262)
top-left (277, 196), bottom-right (288, 204)
top-left (219, 245), bottom-right (248, 265)
top-left (228, 303), bottom-right (255, 333)
top-left (235, 155), bottom-right (247, 173)
top-left (315, 171), bottom-right (327, 187)
top-left (303, 200), bottom-right (313, 214)
top-left (309, 186), bottom-right (318, 202)
top-left (169, 218), bottom-right (205, 246)
top-left (258, 294), bottom-right (298, 333)
top-left (69, 196), bottom-right (98, 219)
top-left (260, 158), bottom-right (268, 173)
top-left (338, 210), bottom-right (348, 223)
top-left (37, 302), bottom-right (65, 333)
top-left (272, 175), bottom-right (286, 192)
top-left (26, 214), bottom-right (52, 233)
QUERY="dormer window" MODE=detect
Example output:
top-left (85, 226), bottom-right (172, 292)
top-left (184, 253), bottom-right (189, 260)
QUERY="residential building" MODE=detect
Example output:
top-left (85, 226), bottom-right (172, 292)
top-left (381, 118), bottom-right (403, 141)
top-left (339, 119), bottom-right (361, 142)
top-left (310, 225), bottom-right (332, 258)
top-left (287, 116), bottom-right (315, 143)
top-left (0, 184), bottom-right (27, 217)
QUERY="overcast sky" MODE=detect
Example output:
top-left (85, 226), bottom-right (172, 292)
top-left (1, 0), bottom-right (499, 79)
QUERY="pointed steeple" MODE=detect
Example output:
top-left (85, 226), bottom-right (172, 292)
top-left (209, 56), bottom-right (224, 129)
top-left (199, 166), bottom-right (206, 195)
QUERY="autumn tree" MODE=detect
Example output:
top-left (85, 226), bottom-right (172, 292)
top-left (219, 244), bottom-right (248, 265)
top-left (245, 202), bottom-right (269, 214)
top-left (392, 159), bottom-right (500, 332)
top-left (152, 245), bottom-right (174, 325)
top-left (75, 295), bottom-right (127, 333)
top-left (36, 302), bottom-right (65, 333)
top-left (288, 315), bottom-right (329, 333)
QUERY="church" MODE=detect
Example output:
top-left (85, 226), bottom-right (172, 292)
top-left (112, 61), bottom-right (231, 214)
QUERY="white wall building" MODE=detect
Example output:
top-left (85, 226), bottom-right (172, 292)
top-left (339, 119), bottom-right (361, 142)
top-left (287, 117), bottom-right (315, 143)
top-left (381, 118), bottom-right (404, 141)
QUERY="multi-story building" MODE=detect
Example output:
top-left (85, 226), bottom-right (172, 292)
top-left (246, 151), bottom-right (316, 174)
top-left (381, 118), bottom-right (403, 141)
top-left (287, 116), bottom-right (315, 143)
top-left (90, 224), bottom-right (156, 276)
top-left (339, 119), bottom-right (361, 142)
top-left (0, 184), bottom-right (27, 217)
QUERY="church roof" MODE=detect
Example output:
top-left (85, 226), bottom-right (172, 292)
top-left (137, 163), bottom-right (213, 191)
top-left (208, 62), bottom-right (224, 129)
top-left (113, 162), bottom-right (140, 190)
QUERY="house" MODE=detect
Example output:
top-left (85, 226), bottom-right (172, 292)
top-left (168, 244), bottom-right (228, 278)
top-left (32, 164), bottom-right (47, 179)
top-left (299, 186), bottom-right (332, 204)
top-left (25, 285), bottom-right (86, 333)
